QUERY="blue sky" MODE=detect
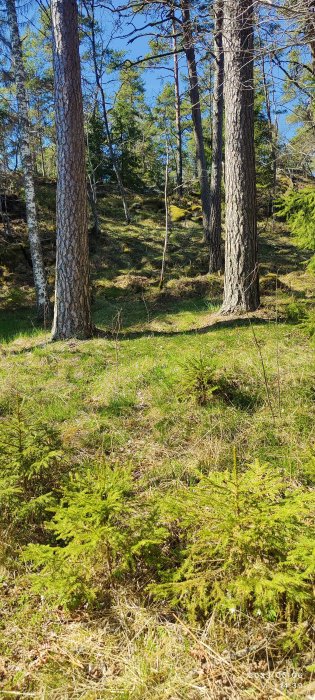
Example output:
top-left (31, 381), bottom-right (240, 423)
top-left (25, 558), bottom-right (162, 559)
top-left (18, 0), bottom-right (306, 143)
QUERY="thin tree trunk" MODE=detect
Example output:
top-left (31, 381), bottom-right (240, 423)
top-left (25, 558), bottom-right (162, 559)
top-left (221, 0), bottom-right (259, 314)
top-left (180, 0), bottom-right (211, 242)
top-left (172, 12), bottom-right (183, 198)
top-left (160, 145), bottom-right (170, 289)
top-left (36, 99), bottom-right (47, 179)
top-left (209, 0), bottom-right (224, 273)
top-left (87, 175), bottom-right (101, 236)
top-left (261, 47), bottom-right (277, 217)
top-left (51, 0), bottom-right (92, 340)
top-left (85, 0), bottom-right (131, 223)
top-left (86, 121), bottom-right (101, 236)
top-left (6, 0), bottom-right (51, 322)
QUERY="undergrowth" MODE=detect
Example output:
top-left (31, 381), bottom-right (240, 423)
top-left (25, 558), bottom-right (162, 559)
top-left (0, 197), bottom-right (315, 698)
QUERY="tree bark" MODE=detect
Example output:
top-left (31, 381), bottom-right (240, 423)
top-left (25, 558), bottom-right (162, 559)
top-left (6, 0), bottom-right (51, 322)
top-left (221, 0), bottom-right (259, 314)
top-left (209, 0), bottom-right (224, 272)
top-left (172, 12), bottom-right (183, 198)
top-left (51, 0), bottom-right (92, 340)
top-left (180, 0), bottom-right (211, 242)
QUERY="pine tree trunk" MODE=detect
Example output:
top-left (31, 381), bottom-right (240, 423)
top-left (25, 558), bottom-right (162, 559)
top-left (221, 0), bottom-right (259, 314)
top-left (209, 0), bottom-right (224, 273)
top-left (180, 0), bottom-right (211, 242)
top-left (51, 0), bottom-right (92, 340)
top-left (172, 13), bottom-right (183, 198)
top-left (6, 0), bottom-right (51, 322)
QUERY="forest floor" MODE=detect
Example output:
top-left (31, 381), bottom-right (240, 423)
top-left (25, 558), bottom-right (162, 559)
top-left (0, 185), bottom-right (315, 699)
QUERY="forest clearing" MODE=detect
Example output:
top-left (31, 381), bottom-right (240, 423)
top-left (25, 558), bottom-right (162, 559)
top-left (0, 0), bottom-right (315, 698)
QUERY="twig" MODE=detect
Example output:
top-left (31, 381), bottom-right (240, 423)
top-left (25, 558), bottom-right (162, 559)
top-left (250, 321), bottom-right (276, 423)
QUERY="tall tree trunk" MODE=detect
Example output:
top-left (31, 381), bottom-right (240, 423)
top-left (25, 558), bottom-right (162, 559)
top-left (221, 0), bottom-right (259, 313)
top-left (172, 12), bottom-right (183, 198)
top-left (180, 0), bottom-right (211, 242)
top-left (51, 0), bottom-right (92, 340)
top-left (209, 0), bottom-right (224, 272)
top-left (84, 0), bottom-right (130, 224)
top-left (6, 0), bottom-right (51, 322)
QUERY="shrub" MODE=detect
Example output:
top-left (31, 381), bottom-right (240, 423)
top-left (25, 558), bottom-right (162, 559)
top-left (151, 457), bottom-right (315, 623)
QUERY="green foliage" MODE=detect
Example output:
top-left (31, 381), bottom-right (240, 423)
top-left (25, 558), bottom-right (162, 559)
top-left (110, 66), bottom-right (156, 189)
top-left (179, 355), bottom-right (258, 410)
top-left (0, 396), bottom-right (63, 538)
top-left (285, 300), bottom-right (307, 323)
top-left (151, 457), bottom-right (315, 622)
top-left (180, 354), bottom-right (218, 405)
top-left (276, 187), bottom-right (315, 268)
top-left (254, 86), bottom-right (275, 196)
top-left (300, 309), bottom-right (315, 338)
top-left (86, 106), bottom-right (110, 183)
top-left (24, 463), bottom-right (167, 609)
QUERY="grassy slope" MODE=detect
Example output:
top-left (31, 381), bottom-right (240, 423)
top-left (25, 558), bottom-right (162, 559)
top-left (0, 188), bottom-right (315, 698)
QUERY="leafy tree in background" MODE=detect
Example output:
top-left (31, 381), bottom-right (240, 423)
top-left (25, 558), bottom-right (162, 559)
top-left (111, 65), bottom-right (155, 190)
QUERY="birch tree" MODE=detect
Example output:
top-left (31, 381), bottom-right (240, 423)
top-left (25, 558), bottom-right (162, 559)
top-left (221, 0), bottom-right (259, 313)
top-left (6, 0), bottom-right (51, 321)
top-left (51, 0), bottom-right (92, 339)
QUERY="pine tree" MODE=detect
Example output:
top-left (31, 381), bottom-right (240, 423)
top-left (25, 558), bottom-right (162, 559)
top-left (51, 0), bottom-right (92, 340)
top-left (221, 0), bottom-right (259, 314)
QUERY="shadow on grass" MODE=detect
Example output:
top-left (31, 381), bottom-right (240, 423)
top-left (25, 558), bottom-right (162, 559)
top-left (95, 314), bottom-right (277, 341)
top-left (259, 235), bottom-right (311, 274)
top-left (0, 309), bottom-right (44, 344)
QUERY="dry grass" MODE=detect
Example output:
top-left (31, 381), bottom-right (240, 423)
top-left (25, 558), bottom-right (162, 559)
top-left (1, 588), bottom-right (312, 699)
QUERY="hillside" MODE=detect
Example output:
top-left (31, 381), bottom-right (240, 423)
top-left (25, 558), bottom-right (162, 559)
top-left (0, 185), bottom-right (314, 698)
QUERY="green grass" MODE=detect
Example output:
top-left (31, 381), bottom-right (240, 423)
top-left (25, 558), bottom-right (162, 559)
top-left (0, 189), bottom-right (315, 698)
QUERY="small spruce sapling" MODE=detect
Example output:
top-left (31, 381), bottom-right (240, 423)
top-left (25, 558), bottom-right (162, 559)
top-left (150, 456), bottom-right (315, 623)
top-left (0, 395), bottom-right (63, 539)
